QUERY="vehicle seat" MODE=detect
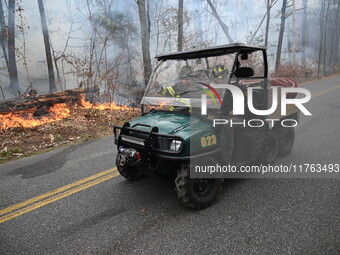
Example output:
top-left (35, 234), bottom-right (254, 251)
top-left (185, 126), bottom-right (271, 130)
top-left (234, 67), bottom-right (254, 78)
top-left (233, 66), bottom-right (255, 90)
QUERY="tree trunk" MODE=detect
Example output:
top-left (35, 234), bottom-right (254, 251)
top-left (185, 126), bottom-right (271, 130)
top-left (264, 0), bottom-right (271, 47)
top-left (137, 0), bottom-right (152, 88)
top-left (206, 0), bottom-right (233, 43)
top-left (301, 0), bottom-right (308, 62)
top-left (0, 88), bottom-right (97, 113)
top-left (7, 0), bottom-right (19, 94)
top-left (177, 0), bottom-right (184, 51)
top-left (334, 1), bottom-right (340, 67)
top-left (329, 1), bottom-right (339, 74)
top-left (275, 0), bottom-right (287, 74)
top-left (248, 11), bottom-right (267, 44)
top-left (317, 0), bottom-right (326, 77)
top-left (292, 0), bottom-right (296, 69)
top-left (0, 0), bottom-right (9, 74)
top-left (322, 1), bottom-right (330, 75)
top-left (193, 0), bottom-right (203, 44)
top-left (37, 0), bottom-right (57, 93)
top-left (146, 0), bottom-right (151, 34)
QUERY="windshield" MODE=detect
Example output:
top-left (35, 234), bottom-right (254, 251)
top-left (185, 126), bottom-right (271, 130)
top-left (141, 54), bottom-right (235, 113)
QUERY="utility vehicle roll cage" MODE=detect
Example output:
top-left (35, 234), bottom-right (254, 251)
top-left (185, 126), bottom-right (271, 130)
top-left (153, 43), bottom-right (270, 114)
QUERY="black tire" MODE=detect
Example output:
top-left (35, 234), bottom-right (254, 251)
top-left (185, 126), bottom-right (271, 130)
top-left (276, 127), bottom-right (295, 156)
top-left (116, 154), bottom-right (145, 181)
top-left (258, 130), bottom-right (279, 164)
top-left (175, 162), bottom-right (223, 209)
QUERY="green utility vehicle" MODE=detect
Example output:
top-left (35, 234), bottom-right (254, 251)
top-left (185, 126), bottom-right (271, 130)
top-left (114, 43), bottom-right (299, 209)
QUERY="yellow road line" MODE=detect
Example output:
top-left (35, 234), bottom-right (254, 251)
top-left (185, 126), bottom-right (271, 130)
top-left (0, 167), bottom-right (117, 216)
top-left (0, 171), bottom-right (120, 223)
top-left (312, 84), bottom-right (340, 98)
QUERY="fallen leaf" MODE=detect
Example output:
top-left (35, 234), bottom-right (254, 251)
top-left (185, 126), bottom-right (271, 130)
top-left (12, 153), bottom-right (24, 157)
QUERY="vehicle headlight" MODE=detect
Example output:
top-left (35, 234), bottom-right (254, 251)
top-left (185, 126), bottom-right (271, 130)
top-left (170, 140), bottom-right (182, 151)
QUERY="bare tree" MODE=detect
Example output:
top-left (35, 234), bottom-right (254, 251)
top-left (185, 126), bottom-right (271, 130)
top-left (137, 0), bottom-right (152, 88)
top-left (8, 0), bottom-right (19, 93)
top-left (248, 11), bottom-right (267, 44)
top-left (0, 0), bottom-right (9, 74)
top-left (291, 0), bottom-right (296, 68)
top-left (317, 0), bottom-right (326, 77)
top-left (301, 0), bottom-right (308, 62)
top-left (334, 0), bottom-right (340, 68)
top-left (275, 0), bottom-right (287, 74)
top-left (206, 0), bottom-right (233, 43)
top-left (193, 0), bottom-right (204, 44)
top-left (322, 0), bottom-right (330, 75)
top-left (37, 0), bottom-right (57, 92)
top-left (263, 0), bottom-right (278, 47)
top-left (50, 20), bottom-right (78, 90)
top-left (328, 0), bottom-right (339, 74)
top-left (177, 0), bottom-right (184, 51)
top-left (265, 0), bottom-right (271, 47)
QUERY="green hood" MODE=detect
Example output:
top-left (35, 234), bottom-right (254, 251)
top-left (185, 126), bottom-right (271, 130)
top-left (128, 111), bottom-right (213, 140)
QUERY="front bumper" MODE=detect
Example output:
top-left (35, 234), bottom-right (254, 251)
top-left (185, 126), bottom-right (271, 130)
top-left (113, 123), bottom-right (185, 155)
top-left (113, 123), bottom-right (221, 161)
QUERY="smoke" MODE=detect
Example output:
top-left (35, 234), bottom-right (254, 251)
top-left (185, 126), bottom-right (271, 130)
top-left (0, 0), bottom-right (338, 101)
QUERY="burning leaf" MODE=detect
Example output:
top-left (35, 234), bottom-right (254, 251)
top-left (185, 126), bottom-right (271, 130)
top-left (0, 94), bottom-right (133, 130)
top-left (0, 95), bottom-right (140, 163)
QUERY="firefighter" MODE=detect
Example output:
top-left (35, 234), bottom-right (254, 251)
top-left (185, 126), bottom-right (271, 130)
top-left (157, 64), bottom-right (194, 97)
top-left (212, 64), bottom-right (229, 81)
top-left (156, 65), bottom-right (195, 111)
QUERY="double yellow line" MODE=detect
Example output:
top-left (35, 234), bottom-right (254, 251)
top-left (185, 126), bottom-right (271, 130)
top-left (311, 84), bottom-right (340, 98)
top-left (0, 168), bottom-right (119, 224)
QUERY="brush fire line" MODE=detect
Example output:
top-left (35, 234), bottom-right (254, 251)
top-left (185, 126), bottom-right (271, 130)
top-left (0, 94), bottom-right (131, 130)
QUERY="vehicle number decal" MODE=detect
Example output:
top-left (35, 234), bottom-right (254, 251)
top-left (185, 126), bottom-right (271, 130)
top-left (201, 135), bottom-right (217, 147)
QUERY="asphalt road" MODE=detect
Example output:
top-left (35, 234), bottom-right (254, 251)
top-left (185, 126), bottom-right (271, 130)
top-left (0, 76), bottom-right (339, 255)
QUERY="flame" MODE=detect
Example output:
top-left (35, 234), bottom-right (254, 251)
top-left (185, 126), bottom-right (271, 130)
top-left (158, 101), bottom-right (166, 107)
top-left (0, 94), bottom-right (132, 130)
top-left (79, 94), bottom-right (131, 110)
top-left (0, 103), bottom-right (71, 130)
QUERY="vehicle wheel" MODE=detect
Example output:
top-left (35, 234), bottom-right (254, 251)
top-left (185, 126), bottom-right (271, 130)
top-left (116, 154), bottom-right (144, 181)
top-left (258, 130), bottom-right (279, 164)
top-left (175, 162), bottom-right (223, 209)
top-left (276, 127), bottom-right (295, 156)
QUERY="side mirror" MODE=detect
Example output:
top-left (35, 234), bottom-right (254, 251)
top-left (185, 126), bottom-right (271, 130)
top-left (241, 54), bottom-right (248, 60)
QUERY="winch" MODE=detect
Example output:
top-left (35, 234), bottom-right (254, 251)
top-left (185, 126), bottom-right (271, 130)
top-left (117, 146), bottom-right (142, 167)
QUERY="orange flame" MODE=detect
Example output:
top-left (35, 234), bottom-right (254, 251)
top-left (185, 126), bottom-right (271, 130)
top-left (79, 94), bottom-right (131, 111)
top-left (0, 95), bottom-right (132, 130)
top-left (0, 103), bottom-right (71, 130)
top-left (158, 101), bottom-right (166, 107)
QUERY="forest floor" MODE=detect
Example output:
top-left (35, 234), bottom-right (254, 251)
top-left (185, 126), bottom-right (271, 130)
top-left (0, 107), bottom-right (140, 163)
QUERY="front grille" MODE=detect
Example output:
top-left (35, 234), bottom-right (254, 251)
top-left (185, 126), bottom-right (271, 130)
top-left (113, 125), bottom-right (185, 154)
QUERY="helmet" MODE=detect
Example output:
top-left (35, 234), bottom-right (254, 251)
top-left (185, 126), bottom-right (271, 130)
top-left (179, 65), bottom-right (194, 79)
top-left (212, 64), bottom-right (229, 79)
